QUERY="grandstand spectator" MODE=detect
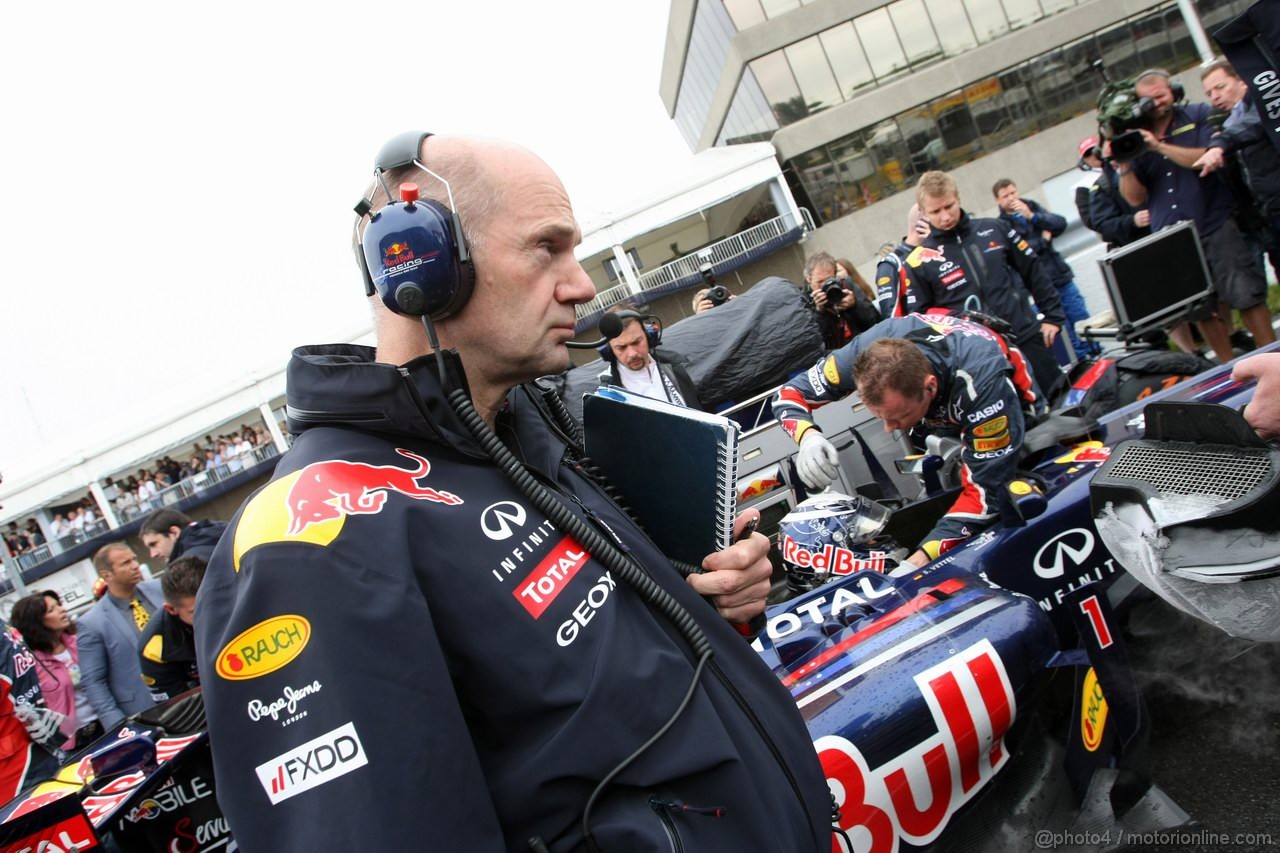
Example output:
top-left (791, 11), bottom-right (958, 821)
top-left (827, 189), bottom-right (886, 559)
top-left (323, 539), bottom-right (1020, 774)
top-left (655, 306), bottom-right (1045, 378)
top-left (50, 513), bottom-right (70, 541)
top-left (4, 524), bottom-right (28, 557)
top-left (24, 520), bottom-right (45, 549)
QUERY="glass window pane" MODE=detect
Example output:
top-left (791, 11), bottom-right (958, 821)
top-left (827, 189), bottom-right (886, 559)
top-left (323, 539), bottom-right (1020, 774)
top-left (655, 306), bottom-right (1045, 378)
top-left (963, 0), bottom-right (1009, 43)
top-left (722, 0), bottom-right (766, 30)
top-left (785, 36), bottom-right (843, 113)
top-left (855, 8), bottom-right (910, 81)
top-left (863, 120), bottom-right (912, 200)
top-left (898, 107), bottom-right (945, 176)
top-left (1001, 0), bottom-right (1042, 31)
top-left (820, 23), bottom-right (876, 99)
top-left (1096, 23), bottom-right (1140, 80)
top-left (828, 133), bottom-right (875, 212)
top-left (1131, 8), bottom-right (1175, 71)
top-left (925, 0), bottom-right (977, 56)
top-left (1162, 7), bottom-right (1198, 69)
top-left (792, 146), bottom-right (840, 222)
top-left (760, 0), bottom-right (801, 19)
top-left (1198, 0), bottom-right (1238, 31)
top-left (889, 0), bottom-right (944, 68)
top-left (928, 91), bottom-right (984, 166)
top-left (750, 51), bottom-right (806, 125)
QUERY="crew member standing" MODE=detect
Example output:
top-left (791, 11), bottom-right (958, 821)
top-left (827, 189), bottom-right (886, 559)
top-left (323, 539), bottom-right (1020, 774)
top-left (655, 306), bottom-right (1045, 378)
top-left (196, 132), bottom-right (831, 852)
top-left (899, 171), bottom-right (1066, 398)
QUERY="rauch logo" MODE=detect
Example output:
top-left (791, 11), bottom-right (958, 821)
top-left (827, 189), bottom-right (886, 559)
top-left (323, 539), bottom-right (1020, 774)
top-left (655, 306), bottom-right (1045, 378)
top-left (216, 615), bottom-right (311, 680)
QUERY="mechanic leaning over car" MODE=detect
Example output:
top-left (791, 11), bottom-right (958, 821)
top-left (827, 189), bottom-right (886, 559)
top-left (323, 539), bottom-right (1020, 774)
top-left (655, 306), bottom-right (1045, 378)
top-left (774, 314), bottom-right (1037, 568)
top-left (194, 133), bottom-right (833, 852)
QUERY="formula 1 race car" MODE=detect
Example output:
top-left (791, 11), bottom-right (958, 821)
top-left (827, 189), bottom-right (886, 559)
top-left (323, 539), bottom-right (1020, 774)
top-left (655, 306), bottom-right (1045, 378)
top-left (0, 290), bottom-right (1270, 852)
top-left (754, 344), bottom-right (1279, 852)
top-left (0, 691), bottom-right (231, 853)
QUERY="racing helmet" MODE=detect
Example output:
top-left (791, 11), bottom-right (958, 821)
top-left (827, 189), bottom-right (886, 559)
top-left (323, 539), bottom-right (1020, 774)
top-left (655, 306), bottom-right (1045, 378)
top-left (777, 492), bottom-right (903, 592)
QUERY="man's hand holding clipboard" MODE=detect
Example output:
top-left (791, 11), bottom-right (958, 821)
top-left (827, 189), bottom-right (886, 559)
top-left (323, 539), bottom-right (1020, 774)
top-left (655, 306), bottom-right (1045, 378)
top-left (688, 510), bottom-right (771, 628)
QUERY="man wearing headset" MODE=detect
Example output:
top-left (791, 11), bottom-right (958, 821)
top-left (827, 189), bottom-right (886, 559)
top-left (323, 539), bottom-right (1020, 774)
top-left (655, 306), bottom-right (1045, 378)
top-left (1118, 68), bottom-right (1273, 359)
top-left (195, 134), bottom-right (831, 852)
top-left (603, 309), bottom-right (703, 409)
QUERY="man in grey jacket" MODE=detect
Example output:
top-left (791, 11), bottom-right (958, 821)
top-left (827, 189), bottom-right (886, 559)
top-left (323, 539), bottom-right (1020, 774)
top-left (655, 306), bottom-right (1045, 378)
top-left (78, 542), bottom-right (163, 728)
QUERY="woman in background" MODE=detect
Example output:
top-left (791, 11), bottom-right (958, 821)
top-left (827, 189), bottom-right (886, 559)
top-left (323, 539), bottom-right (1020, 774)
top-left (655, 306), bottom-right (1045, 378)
top-left (835, 258), bottom-right (878, 305)
top-left (10, 592), bottom-right (100, 751)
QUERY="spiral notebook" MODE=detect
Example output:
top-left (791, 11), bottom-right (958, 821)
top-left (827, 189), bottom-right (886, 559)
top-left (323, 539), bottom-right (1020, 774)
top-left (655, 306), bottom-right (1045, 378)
top-left (582, 387), bottom-right (740, 566)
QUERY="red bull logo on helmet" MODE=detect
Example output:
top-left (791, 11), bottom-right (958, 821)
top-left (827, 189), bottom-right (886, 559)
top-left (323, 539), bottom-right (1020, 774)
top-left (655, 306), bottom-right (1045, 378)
top-left (232, 448), bottom-right (464, 570)
top-left (781, 534), bottom-right (888, 575)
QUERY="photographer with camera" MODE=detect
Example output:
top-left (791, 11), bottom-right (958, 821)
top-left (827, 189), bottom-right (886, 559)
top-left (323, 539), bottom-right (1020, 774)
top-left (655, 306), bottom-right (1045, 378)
top-left (803, 250), bottom-right (881, 350)
top-left (994, 178), bottom-right (1101, 358)
top-left (1113, 69), bottom-right (1272, 359)
top-left (691, 283), bottom-right (733, 314)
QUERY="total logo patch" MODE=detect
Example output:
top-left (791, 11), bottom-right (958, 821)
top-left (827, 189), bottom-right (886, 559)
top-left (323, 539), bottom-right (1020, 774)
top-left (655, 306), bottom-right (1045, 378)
top-left (256, 722), bottom-right (368, 805)
top-left (216, 615), bottom-right (311, 680)
top-left (973, 432), bottom-right (1011, 453)
top-left (515, 536), bottom-right (589, 618)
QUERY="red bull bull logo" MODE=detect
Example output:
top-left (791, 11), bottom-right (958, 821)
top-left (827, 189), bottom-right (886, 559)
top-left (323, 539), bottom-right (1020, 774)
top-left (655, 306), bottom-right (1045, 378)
top-left (232, 448), bottom-right (464, 570)
top-left (383, 242), bottom-right (415, 266)
top-left (906, 246), bottom-right (946, 267)
top-left (285, 448), bottom-right (462, 535)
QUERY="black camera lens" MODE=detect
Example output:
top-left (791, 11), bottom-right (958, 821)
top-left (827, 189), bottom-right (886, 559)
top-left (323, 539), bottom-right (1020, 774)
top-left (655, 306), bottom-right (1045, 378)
top-left (1110, 130), bottom-right (1146, 162)
top-left (706, 285), bottom-right (730, 306)
top-left (821, 276), bottom-right (847, 305)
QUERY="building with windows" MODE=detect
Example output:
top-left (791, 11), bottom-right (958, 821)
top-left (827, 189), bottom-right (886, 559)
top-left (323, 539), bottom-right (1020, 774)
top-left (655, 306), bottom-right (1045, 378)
top-left (660, 0), bottom-right (1250, 266)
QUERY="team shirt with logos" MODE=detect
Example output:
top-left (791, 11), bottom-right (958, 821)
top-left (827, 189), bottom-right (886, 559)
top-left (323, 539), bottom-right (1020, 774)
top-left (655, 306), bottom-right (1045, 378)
top-left (194, 345), bottom-right (831, 853)
top-left (888, 212), bottom-right (1066, 346)
top-left (773, 315), bottom-right (1029, 559)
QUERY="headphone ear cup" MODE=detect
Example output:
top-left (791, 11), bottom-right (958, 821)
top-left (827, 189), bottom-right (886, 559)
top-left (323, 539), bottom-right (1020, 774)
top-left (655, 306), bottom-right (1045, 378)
top-left (1171, 81), bottom-right (1185, 102)
top-left (644, 321), bottom-right (661, 349)
top-left (360, 198), bottom-right (473, 319)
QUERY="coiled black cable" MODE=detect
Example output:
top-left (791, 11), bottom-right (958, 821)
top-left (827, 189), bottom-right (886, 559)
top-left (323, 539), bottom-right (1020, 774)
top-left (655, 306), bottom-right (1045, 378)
top-left (405, 325), bottom-right (720, 852)
top-left (440, 384), bottom-right (712, 659)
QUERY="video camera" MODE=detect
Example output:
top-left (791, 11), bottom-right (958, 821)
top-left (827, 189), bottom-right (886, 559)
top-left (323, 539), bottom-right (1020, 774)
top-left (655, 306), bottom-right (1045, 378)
top-left (1095, 79), bottom-right (1159, 162)
top-left (705, 284), bottom-right (730, 306)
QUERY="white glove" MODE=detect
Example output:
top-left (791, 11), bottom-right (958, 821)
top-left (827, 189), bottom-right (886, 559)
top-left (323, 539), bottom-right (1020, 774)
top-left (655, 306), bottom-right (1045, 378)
top-left (796, 430), bottom-right (839, 490)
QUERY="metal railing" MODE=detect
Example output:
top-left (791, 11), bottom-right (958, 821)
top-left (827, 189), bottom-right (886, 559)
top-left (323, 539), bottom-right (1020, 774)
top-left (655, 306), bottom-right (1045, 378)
top-left (115, 442), bottom-right (282, 523)
top-left (14, 519), bottom-right (111, 572)
top-left (575, 209), bottom-right (814, 320)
